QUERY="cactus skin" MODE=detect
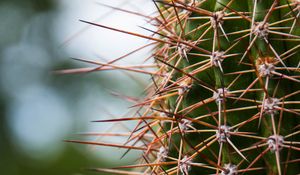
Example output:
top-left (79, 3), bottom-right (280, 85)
top-left (62, 0), bottom-right (300, 174)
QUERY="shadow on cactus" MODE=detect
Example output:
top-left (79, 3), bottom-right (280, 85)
top-left (58, 0), bottom-right (300, 174)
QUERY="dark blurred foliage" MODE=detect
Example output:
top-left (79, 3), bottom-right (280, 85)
top-left (0, 0), bottom-right (115, 174)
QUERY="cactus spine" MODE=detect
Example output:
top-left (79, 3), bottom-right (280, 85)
top-left (64, 0), bottom-right (300, 174)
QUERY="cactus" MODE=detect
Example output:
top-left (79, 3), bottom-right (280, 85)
top-left (62, 0), bottom-right (300, 174)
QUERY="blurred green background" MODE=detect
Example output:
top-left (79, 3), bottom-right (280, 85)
top-left (0, 0), bottom-right (155, 174)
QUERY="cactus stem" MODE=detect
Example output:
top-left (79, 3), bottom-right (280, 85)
top-left (245, 147), bottom-right (271, 173)
top-left (63, 1), bottom-right (300, 174)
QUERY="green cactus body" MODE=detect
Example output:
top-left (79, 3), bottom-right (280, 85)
top-left (64, 0), bottom-right (300, 174)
